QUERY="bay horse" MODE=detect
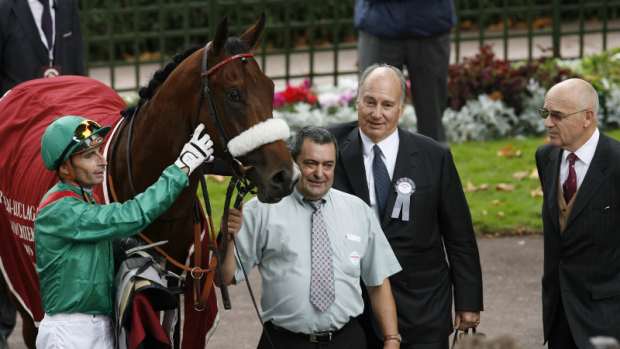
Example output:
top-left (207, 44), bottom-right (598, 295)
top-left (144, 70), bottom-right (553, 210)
top-left (3, 14), bottom-right (295, 348)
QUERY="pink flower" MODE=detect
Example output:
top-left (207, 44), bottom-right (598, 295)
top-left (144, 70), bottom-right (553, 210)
top-left (273, 92), bottom-right (286, 108)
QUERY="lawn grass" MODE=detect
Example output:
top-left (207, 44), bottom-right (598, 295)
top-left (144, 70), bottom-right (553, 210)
top-left (200, 129), bottom-right (620, 235)
top-left (452, 128), bottom-right (620, 235)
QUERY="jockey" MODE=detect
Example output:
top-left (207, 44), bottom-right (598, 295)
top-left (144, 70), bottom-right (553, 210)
top-left (34, 115), bottom-right (214, 349)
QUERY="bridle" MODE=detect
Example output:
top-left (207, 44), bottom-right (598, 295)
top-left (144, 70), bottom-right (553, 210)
top-left (199, 42), bottom-right (255, 180)
top-left (106, 41), bottom-right (287, 329)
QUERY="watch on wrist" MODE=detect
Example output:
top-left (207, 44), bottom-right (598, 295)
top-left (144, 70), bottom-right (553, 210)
top-left (384, 334), bottom-right (402, 343)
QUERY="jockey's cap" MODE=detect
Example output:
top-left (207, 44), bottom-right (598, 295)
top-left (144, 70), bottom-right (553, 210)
top-left (41, 115), bottom-right (110, 170)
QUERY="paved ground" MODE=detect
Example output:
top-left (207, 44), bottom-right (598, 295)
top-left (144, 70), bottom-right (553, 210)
top-left (8, 235), bottom-right (545, 348)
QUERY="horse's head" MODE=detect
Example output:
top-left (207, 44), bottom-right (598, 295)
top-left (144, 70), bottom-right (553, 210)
top-left (196, 15), bottom-right (295, 203)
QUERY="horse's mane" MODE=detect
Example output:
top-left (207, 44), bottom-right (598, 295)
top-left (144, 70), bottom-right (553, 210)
top-left (122, 38), bottom-right (250, 119)
top-left (137, 46), bottom-right (201, 104)
top-left (136, 37), bottom-right (249, 106)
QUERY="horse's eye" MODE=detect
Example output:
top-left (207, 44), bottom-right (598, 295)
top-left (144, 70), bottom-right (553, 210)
top-left (227, 89), bottom-right (242, 102)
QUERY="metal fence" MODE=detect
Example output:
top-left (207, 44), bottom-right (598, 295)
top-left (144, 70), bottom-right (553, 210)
top-left (81, 0), bottom-right (620, 92)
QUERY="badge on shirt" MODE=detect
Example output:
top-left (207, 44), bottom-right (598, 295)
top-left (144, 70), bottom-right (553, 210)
top-left (391, 177), bottom-right (415, 221)
top-left (349, 251), bottom-right (361, 266)
top-left (41, 65), bottom-right (61, 78)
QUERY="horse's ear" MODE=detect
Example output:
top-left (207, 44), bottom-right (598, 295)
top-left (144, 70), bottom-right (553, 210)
top-left (240, 13), bottom-right (266, 50)
top-left (212, 17), bottom-right (229, 56)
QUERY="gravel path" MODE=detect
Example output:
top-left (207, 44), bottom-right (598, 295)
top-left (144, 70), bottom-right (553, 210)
top-left (8, 235), bottom-right (545, 348)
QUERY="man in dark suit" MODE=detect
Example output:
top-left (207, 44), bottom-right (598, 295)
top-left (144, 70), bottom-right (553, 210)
top-left (330, 64), bottom-right (483, 349)
top-left (536, 78), bottom-right (620, 349)
top-left (0, 0), bottom-right (84, 96)
top-left (0, 1), bottom-right (84, 344)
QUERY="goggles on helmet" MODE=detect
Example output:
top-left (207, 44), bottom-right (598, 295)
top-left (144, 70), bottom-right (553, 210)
top-left (55, 120), bottom-right (105, 168)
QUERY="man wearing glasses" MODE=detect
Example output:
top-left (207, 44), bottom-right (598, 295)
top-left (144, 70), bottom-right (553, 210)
top-left (34, 115), bottom-right (214, 349)
top-left (535, 78), bottom-right (620, 349)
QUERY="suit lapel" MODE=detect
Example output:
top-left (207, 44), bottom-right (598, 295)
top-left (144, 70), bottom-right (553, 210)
top-left (545, 147), bottom-right (562, 233)
top-left (14, 0), bottom-right (49, 65)
top-left (340, 127), bottom-right (370, 204)
top-left (566, 134), bottom-right (610, 226)
top-left (381, 129), bottom-right (418, 226)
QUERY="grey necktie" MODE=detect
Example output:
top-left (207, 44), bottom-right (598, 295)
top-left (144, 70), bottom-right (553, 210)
top-left (373, 145), bottom-right (391, 216)
top-left (309, 200), bottom-right (335, 312)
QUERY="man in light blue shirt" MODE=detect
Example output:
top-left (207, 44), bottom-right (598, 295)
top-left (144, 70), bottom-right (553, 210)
top-left (222, 126), bottom-right (402, 349)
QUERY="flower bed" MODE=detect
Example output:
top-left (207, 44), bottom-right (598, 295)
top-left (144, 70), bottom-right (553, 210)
top-left (273, 46), bottom-right (620, 142)
top-left (273, 78), bottom-right (418, 135)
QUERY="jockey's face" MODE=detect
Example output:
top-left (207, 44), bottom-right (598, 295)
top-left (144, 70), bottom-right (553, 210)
top-left (59, 146), bottom-right (107, 188)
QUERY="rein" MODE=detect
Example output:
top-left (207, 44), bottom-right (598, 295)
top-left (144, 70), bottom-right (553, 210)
top-left (106, 43), bottom-right (260, 312)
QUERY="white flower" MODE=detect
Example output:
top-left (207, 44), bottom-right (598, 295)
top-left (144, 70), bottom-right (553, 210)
top-left (442, 94), bottom-right (519, 142)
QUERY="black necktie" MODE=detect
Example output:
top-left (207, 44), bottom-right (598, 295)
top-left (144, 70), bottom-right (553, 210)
top-left (40, 0), bottom-right (53, 49)
top-left (373, 145), bottom-right (391, 216)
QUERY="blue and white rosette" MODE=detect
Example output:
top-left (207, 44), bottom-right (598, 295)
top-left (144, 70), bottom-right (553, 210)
top-left (391, 178), bottom-right (415, 221)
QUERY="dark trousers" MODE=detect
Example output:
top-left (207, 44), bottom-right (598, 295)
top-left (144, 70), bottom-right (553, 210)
top-left (358, 30), bottom-right (451, 142)
top-left (257, 319), bottom-right (366, 349)
top-left (548, 301), bottom-right (578, 349)
top-left (366, 330), bottom-right (448, 349)
top-left (0, 278), bottom-right (15, 349)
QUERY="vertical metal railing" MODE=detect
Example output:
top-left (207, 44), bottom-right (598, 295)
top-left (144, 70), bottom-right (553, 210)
top-left (81, 0), bottom-right (620, 92)
top-left (552, 0), bottom-right (561, 57)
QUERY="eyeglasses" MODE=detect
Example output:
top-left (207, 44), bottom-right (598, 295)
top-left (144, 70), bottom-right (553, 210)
top-left (538, 108), bottom-right (590, 121)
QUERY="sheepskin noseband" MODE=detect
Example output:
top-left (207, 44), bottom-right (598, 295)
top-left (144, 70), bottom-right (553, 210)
top-left (227, 118), bottom-right (290, 157)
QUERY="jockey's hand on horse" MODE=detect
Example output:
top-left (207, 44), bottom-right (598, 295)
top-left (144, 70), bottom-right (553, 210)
top-left (175, 123), bottom-right (215, 175)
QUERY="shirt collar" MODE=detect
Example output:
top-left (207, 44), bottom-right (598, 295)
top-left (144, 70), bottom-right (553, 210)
top-left (563, 128), bottom-right (599, 166)
top-left (359, 128), bottom-right (399, 160)
top-left (292, 185), bottom-right (330, 207)
top-left (57, 181), bottom-right (95, 201)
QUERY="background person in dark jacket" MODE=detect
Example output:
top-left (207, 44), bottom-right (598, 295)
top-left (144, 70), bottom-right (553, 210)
top-left (354, 0), bottom-right (455, 142)
top-left (0, 1), bottom-right (85, 343)
top-left (0, 0), bottom-right (85, 96)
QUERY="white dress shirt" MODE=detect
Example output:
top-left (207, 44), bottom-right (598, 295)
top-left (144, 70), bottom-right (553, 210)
top-left (359, 129), bottom-right (399, 217)
top-left (27, 0), bottom-right (56, 60)
top-left (560, 128), bottom-right (600, 192)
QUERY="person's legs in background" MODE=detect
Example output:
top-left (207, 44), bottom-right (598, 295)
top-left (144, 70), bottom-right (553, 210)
top-left (0, 277), bottom-right (16, 349)
top-left (357, 31), bottom-right (405, 84)
top-left (405, 33), bottom-right (451, 142)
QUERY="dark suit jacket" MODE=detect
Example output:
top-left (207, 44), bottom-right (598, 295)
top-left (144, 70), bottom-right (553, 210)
top-left (536, 133), bottom-right (620, 348)
top-left (0, 0), bottom-right (84, 95)
top-left (330, 122), bottom-right (483, 344)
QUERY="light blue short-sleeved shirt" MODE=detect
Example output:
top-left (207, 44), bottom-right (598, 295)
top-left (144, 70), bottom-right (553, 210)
top-left (234, 187), bottom-right (401, 333)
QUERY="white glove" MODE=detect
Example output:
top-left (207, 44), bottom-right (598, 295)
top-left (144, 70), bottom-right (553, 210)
top-left (175, 124), bottom-right (214, 175)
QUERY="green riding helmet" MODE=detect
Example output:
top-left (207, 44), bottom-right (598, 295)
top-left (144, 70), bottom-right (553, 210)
top-left (41, 115), bottom-right (111, 170)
